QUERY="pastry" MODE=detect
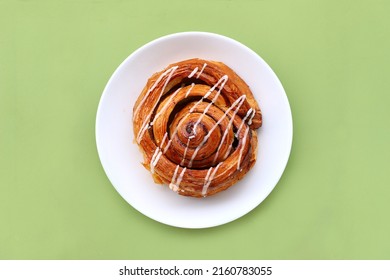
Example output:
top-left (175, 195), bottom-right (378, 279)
top-left (133, 58), bottom-right (262, 197)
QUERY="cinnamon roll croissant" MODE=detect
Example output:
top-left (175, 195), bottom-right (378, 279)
top-left (133, 58), bottom-right (262, 197)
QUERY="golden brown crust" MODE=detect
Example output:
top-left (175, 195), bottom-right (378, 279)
top-left (133, 58), bottom-right (262, 197)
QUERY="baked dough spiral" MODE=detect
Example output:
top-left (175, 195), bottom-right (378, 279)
top-left (133, 58), bottom-right (262, 197)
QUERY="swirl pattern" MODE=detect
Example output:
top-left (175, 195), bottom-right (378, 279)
top-left (133, 58), bottom-right (262, 197)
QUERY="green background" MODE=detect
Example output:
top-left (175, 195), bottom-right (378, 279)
top-left (1, 0), bottom-right (389, 259)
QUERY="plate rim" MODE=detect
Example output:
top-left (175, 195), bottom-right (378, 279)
top-left (95, 31), bottom-right (293, 228)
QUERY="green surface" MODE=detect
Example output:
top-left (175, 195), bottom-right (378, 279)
top-left (1, 0), bottom-right (390, 260)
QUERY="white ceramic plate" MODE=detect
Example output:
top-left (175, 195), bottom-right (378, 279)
top-left (96, 32), bottom-right (293, 228)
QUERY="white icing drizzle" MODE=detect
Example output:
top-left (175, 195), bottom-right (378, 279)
top-left (162, 75), bottom-right (229, 154)
top-left (180, 138), bottom-right (191, 166)
top-left (150, 148), bottom-right (162, 174)
top-left (169, 165), bottom-right (180, 192)
top-left (134, 66), bottom-right (177, 120)
top-left (189, 75), bottom-right (229, 138)
top-left (213, 99), bottom-right (249, 164)
top-left (188, 67), bottom-right (198, 78)
top-left (202, 168), bottom-right (213, 196)
top-left (169, 165), bottom-right (186, 192)
top-left (190, 75), bottom-right (228, 113)
top-left (150, 131), bottom-right (169, 174)
top-left (176, 167), bottom-right (187, 188)
top-left (136, 66), bottom-right (178, 143)
top-left (185, 83), bottom-right (195, 98)
top-left (149, 87), bottom-right (181, 126)
top-left (140, 63), bottom-right (256, 195)
top-left (247, 109), bottom-right (256, 125)
top-left (237, 126), bottom-right (250, 170)
top-left (196, 63), bottom-right (207, 78)
top-left (163, 137), bottom-right (172, 154)
top-left (202, 162), bottom-right (222, 196)
top-left (217, 108), bottom-right (254, 161)
top-left (160, 132), bottom-right (168, 149)
top-left (150, 147), bottom-right (160, 174)
top-left (235, 108), bottom-right (253, 137)
top-left (188, 95), bottom-right (247, 167)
